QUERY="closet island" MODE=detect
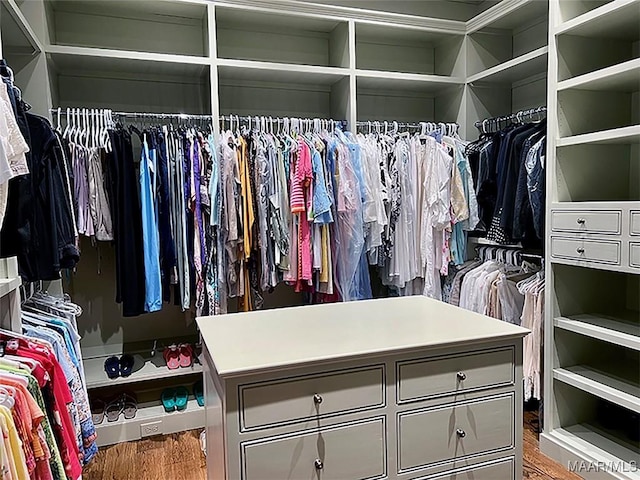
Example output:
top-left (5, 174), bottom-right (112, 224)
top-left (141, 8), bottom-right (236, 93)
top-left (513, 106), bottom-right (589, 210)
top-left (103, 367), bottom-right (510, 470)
top-left (197, 296), bottom-right (529, 480)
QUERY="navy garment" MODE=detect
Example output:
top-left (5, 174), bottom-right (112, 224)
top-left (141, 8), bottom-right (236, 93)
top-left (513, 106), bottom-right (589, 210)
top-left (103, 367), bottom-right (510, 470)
top-left (528, 137), bottom-right (546, 239)
top-left (106, 129), bottom-right (146, 316)
top-left (513, 129), bottom-right (545, 242)
top-left (154, 131), bottom-right (177, 303)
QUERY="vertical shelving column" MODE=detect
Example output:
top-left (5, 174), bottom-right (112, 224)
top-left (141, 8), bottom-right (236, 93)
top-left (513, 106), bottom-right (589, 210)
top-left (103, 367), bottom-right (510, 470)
top-left (542, 1), bottom-right (640, 478)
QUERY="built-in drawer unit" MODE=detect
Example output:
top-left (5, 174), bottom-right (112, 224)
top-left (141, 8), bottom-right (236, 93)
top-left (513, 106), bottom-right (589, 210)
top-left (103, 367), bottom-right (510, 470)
top-left (397, 348), bottom-right (514, 403)
top-left (239, 366), bottom-right (384, 430)
top-left (418, 457), bottom-right (516, 480)
top-left (551, 209), bottom-right (621, 235)
top-left (398, 394), bottom-right (515, 473)
top-left (631, 211), bottom-right (640, 235)
top-left (551, 237), bottom-right (621, 265)
top-left (241, 418), bottom-right (386, 480)
top-left (630, 243), bottom-right (640, 268)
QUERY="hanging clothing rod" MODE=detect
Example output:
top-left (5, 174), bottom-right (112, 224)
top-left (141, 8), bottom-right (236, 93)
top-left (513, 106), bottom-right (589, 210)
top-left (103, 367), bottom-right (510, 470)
top-left (475, 106), bottom-right (546, 132)
top-left (50, 108), bottom-right (212, 121)
top-left (355, 120), bottom-right (460, 135)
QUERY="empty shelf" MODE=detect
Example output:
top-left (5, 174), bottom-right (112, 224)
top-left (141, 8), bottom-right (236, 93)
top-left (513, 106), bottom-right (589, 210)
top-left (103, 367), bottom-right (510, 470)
top-left (467, 0), bottom-right (549, 33)
top-left (1, 0), bottom-right (42, 54)
top-left (467, 46), bottom-right (548, 84)
top-left (356, 70), bottom-right (463, 92)
top-left (554, 365), bottom-right (640, 413)
top-left (217, 59), bottom-right (348, 86)
top-left (556, 0), bottom-right (640, 40)
top-left (555, 314), bottom-right (640, 351)
top-left (84, 354), bottom-right (203, 389)
top-left (557, 125), bottom-right (640, 146)
top-left (558, 58), bottom-right (640, 92)
top-left (546, 423), bottom-right (640, 471)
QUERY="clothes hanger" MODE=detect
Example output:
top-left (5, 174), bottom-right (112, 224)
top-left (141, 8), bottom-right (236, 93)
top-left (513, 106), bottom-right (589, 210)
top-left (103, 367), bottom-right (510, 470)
top-left (0, 387), bottom-right (15, 409)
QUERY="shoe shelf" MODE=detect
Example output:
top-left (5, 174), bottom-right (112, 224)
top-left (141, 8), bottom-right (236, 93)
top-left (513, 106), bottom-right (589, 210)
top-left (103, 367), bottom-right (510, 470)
top-left (84, 354), bottom-right (203, 390)
top-left (557, 58), bottom-right (640, 93)
top-left (94, 397), bottom-right (204, 447)
top-left (554, 0), bottom-right (639, 37)
top-left (556, 125), bottom-right (640, 147)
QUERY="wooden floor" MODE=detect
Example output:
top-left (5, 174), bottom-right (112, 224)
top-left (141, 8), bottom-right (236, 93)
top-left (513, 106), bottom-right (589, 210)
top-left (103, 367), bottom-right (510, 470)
top-left (84, 411), bottom-right (581, 480)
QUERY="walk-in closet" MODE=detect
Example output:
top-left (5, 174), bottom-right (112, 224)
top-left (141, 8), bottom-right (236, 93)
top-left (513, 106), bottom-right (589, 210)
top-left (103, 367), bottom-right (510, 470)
top-left (0, 0), bottom-right (637, 479)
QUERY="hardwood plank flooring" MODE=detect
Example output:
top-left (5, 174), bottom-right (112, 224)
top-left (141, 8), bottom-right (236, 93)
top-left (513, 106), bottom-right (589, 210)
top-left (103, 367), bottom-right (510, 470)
top-left (84, 412), bottom-right (579, 480)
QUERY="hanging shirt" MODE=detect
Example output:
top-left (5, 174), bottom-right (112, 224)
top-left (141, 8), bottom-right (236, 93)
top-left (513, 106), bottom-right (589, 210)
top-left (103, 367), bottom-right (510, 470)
top-left (140, 135), bottom-right (162, 313)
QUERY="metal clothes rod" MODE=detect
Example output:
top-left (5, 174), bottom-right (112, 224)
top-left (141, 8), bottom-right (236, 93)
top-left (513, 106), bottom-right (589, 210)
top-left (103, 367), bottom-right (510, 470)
top-left (474, 105), bottom-right (546, 132)
top-left (50, 108), bottom-right (212, 121)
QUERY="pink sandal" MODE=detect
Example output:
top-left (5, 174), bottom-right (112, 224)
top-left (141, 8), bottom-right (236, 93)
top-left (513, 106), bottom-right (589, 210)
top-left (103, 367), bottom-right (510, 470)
top-left (163, 345), bottom-right (180, 370)
top-left (179, 343), bottom-right (193, 368)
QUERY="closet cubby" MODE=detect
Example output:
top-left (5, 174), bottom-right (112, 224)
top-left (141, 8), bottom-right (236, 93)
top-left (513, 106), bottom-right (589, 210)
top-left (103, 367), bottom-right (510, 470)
top-left (550, 383), bottom-right (640, 469)
top-left (557, 86), bottom-right (639, 138)
top-left (354, 23), bottom-right (464, 77)
top-left (218, 65), bottom-right (350, 120)
top-left (551, 265), bottom-right (639, 351)
top-left (557, 0), bottom-right (612, 23)
top-left (553, 329), bottom-right (639, 413)
top-left (356, 77), bottom-right (463, 124)
top-left (555, 144), bottom-right (640, 202)
top-left (215, 7), bottom-right (350, 68)
top-left (556, 20), bottom-right (639, 83)
top-left (466, 1), bottom-right (548, 81)
top-left (47, 52), bottom-right (211, 114)
top-left (46, 0), bottom-right (209, 57)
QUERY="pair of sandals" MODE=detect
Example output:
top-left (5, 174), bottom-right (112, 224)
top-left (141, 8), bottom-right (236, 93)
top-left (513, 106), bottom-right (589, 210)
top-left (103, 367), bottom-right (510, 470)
top-left (104, 354), bottom-right (135, 379)
top-left (163, 344), bottom-right (194, 370)
top-left (161, 381), bottom-right (205, 412)
top-left (91, 393), bottom-right (137, 424)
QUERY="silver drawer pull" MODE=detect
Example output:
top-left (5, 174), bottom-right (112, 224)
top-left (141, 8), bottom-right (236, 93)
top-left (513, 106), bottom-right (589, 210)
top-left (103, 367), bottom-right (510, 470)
top-left (456, 428), bottom-right (466, 438)
top-left (313, 394), bottom-right (323, 405)
top-left (456, 371), bottom-right (466, 381)
top-left (314, 459), bottom-right (324, 470)
top-left (576, 247), bottom-right (585, 254)
top-left (577, 218), bottom-right (586, 225)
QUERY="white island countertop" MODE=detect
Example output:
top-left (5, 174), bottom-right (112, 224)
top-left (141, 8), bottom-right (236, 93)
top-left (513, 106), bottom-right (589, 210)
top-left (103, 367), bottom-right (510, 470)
top-left (197, 296), bottom-right (529, 377)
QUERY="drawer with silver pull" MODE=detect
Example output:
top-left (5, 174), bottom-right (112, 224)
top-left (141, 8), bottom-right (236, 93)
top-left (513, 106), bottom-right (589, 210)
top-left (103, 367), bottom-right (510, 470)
top-left (241, 417), bottom-right (386, 480)
top-left (630, 243), bottom-right (640, 268)
top-left (631, 211), bottom-right (640, 235)
top-left (398, 394), bottom-right (514, 473)
top-left (551, 237), bottom-right (621, 265)
top-left (397, 348), bottom-right (514, 403)
top-left (239, 366), bottom-right (384, 430)
top-left (551, 210), bottom-right (621, 235)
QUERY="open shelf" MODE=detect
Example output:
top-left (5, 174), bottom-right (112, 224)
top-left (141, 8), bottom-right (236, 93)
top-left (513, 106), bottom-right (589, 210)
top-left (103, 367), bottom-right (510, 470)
top-left (84, 354), bottom-right (203, 390)
top-left (216, 7), bottom-right (349, 68)
top-left (551, 264), bottom-right (639, 338)
top-left (46, 0), bottom-right (209, 57)
top-left (467, 46), bottom-right (548, 84)
top-left (556, 0), bottom-right (612, 24)
top-left (356, 78), bottom-right (463, 124)
top-left (355, 23), bottom-right (464, 76)
top-left (0, 277), bottom-right (21, 300)
top-left (558, 87), bottom-right (639, 138)
top-left (94, 397), bottom-right (204, 447)
top-left (556, 0), bottom-right (640, 82)
top-left (554, 365), bottom-right (640, 413)
top-left (218, 63), bottom-right (349, 120)
top-left (467, 4), bottom-right (548, 79)
top-left (546, 382), bottom-right (640, 475)
top-left (1, 0), bottom-right (41, 56)
top-left (558, 58), bottom-right (640, 93)
top-left (47, 47), bottom-right (211, 113)
top-left (555, 313), bottom-right (640, 351)
top-left (545, 423), bottom-right (640, 474)
top-left (467, 0), bottom-right (549, 34)
top-left (555, 0), bottom-right (639, 38)
top-left (556, 143), bottom-right (639, 201)
top-left (557, 125), bottom-right (640, 146)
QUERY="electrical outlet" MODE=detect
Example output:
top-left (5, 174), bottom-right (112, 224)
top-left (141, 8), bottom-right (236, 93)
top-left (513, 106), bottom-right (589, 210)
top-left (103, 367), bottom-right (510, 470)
top-left (140, 421), bottom-right (162, 438)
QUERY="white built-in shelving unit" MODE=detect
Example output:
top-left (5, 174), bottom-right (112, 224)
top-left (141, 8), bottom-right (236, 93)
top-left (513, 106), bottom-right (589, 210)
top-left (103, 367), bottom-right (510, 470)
top-left (542, 1), bottom-right (640, 478)
top-left (0, 0), bottom-right (553, 446)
